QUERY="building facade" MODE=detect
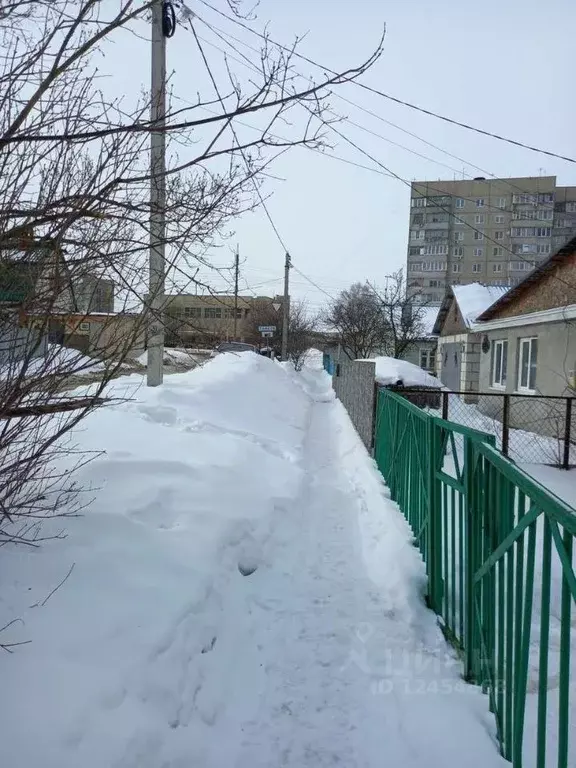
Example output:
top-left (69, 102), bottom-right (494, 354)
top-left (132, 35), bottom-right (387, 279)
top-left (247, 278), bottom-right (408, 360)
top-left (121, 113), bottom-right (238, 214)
top-left (406, 176), bottom-right (576, 305)
top-left (162, 293), bottom-right (285, 346)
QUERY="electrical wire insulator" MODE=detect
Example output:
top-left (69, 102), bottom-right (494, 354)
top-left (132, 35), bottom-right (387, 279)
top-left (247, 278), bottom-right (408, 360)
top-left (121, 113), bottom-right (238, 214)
top-left (162, 1), bottom-right (176, 37)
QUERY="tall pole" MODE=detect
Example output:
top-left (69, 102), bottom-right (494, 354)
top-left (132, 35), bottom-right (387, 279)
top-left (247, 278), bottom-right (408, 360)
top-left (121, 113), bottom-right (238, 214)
top-left (147, 0), bottom-right (166, 387)
top-left (281, 251), bottom-right (290, 361)
top-left (233, 245), bottom-right (239, 340)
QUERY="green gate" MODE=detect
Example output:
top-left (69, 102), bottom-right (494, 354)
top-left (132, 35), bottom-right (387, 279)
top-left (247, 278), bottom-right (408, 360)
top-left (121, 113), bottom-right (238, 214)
top-left (374, 389), bottom-right (576, 767)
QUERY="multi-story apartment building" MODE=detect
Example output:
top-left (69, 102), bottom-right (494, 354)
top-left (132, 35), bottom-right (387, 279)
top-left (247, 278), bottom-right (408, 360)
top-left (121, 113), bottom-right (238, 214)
top-left (406, 176), bottom-right (576, 304)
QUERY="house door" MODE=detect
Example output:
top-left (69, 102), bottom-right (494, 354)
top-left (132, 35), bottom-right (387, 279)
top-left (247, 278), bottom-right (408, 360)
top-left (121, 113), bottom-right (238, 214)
top-left (440, 342), bottom-right (461, 391)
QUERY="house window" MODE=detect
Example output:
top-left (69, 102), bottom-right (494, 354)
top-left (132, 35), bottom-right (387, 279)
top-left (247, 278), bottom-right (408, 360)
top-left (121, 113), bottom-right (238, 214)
top-left (473, 248), bottom-right (483, 257)
top-left (419, 348), bottom-right (436, 371)
top-left (452, 263), bottom-right (462, 273)
top-left (474, 231), bottom-right (484, 240)
top-left (204, 307), bottom-right (222, 319)
top-left (453, 246), bottom-right (464, 257)
top-left (517, 337), bottom-right (538, 392)
top-left (491, 340), bottom-right (508, 387)
top-left (455, 198), bottom-right (465, 208)
top-left (493, 247), bottom-right (503, 257)
top-left (475, 214), bottom-right (485, 224)
top-left (492, 263), bottom-right (503, 273)
top-left (495, 215), bottom-right (505, 224)
top-left (495, 231), bottom-right (504, 240)
top-left (454, 231), bottom-right (464, 242)
top-left (472, 263), bottom-right (482, 273)
top-left (476, 198), bottom-right (485, 207)
top-left (497, 197), bottom-right (507, 208)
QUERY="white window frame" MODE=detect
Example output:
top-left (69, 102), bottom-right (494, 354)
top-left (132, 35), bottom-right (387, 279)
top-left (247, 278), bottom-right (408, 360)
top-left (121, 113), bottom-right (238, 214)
top-left (497, 197), bottom-right (506, 208)
top-left (454, 231), bottom-right (464, 242)
top-left (452, 263), bottom-right (462, 273)
top-left (455, 198), bottom-right (465, 209)
top-left (517, 337), bottom-right (538, 393)
top-left (474, 231), bottom-right (484, 241)
top-left (473, 247), bottom-right (483, 257)
top-left (419, 348), bottom-right (436, 372)
top-left (475, 214), bottom-right (485, 224)
top-left (453, 246), bottom-right (464, 258)
top-left (472, 263), bottom-right (482, 273)
top-left (495, 231), bottom-right (504, 240)
top-left (495, 215), bottom-right (505, 224)
top-left (492, 263), bottom-right (503, 273)
top-left (493, 247), bottom-right (503, 257)
top-left (476, 198), bottom-right (485, 208)
top-left (491, 339), bottom-right (508, 388)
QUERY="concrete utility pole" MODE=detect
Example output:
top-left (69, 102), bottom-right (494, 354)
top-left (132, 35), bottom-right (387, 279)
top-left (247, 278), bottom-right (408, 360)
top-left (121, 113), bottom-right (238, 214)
top-left (281, 251), bottom-right (291, 361)
top-left (147, 0), bottom-right (167, 386)
top-left (233, 245), bottom-right (239, 340)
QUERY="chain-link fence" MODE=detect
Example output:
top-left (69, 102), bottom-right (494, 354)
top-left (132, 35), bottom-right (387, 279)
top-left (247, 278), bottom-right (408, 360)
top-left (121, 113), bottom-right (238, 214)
top-left (392, 388), bottom-right (575, 468)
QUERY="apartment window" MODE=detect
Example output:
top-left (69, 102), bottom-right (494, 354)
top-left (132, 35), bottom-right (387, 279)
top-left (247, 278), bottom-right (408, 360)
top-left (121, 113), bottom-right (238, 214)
top-left (454, 231), bottom-right (464, 242)
top-left (495, 215), bottom-right (505, 224)
top-left (495, 231), bottom-right (504, 240)
top-left (452, 263), bottom-right (462, 273)
top-left (472, 263), bottom-right (483, 273)
top-left (423, 244), bottom-right (448, 256)
top-left (517, 337), bottom-right (538, 392)
top-left (538, 193), bottom-right (554, 204)
top-left (419, 348), bottom-right (436, 371)
top-left (412, 197), bottom-right (427, 207)
top-left (429, 279), bottom-right (442, 288)
top-left (409, 262), bottom-right (422, 272)
top-left (422, 261), bottom-right (446, 271)
top-left (508, 261), bottom-right (535, 272)
top-left (493, 247), bottom-right (503, 257)
top-left (537, 243), bottom-right (551, 255)
top-left (491, 340), bottom-right (508, 387)
top-left (497, 197), bottom-right (507, 208)
top-left (453, 246), bottom-right (464, 258)
top-left (566, 201), bottom-right (576, 213)
top-left (476, 198), bottom-right (485, 208)
top-left (204, 307), bottom-right (222, 319)
top-left (474, 231), bottom-right (484, 241)
top-left (473, 247), bottom-right (483, 257)
top-left (536, 227), bottom-right (551, 237)
top-left (492, 263), bottom-right (503, 273)
top-left (455, 198), bottom-right (465, 208)
top-left (408, 246), bottom-right (423, 256)
top-left (513, 193), bottom-right (537, 204)
top-left (539, 209), bottom-right (554, 220)
top-left (410, 230), bottom-right (425, 240)
top-left (475, 214), bottom-right (485, 224)
top-left (412, 213), bottom-right (424, 226)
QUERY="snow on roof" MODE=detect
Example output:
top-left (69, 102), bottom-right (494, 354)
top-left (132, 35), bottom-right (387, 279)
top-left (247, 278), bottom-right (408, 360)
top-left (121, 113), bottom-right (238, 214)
top-left (419, 305), bottom-right (440, 337)
top-left (451, 284), bottom-right (509, 328)
top-left (368, 356), bottom-right (441, 388)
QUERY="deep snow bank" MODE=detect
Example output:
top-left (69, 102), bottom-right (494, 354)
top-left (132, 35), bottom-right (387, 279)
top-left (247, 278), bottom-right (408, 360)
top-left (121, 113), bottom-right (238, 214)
top-left (0, 353), bottom-right (310, 768)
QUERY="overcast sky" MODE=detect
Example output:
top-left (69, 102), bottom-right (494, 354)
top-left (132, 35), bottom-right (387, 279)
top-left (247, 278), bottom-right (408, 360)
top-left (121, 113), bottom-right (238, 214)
top-left (107, 0), bottom-right (575, 313)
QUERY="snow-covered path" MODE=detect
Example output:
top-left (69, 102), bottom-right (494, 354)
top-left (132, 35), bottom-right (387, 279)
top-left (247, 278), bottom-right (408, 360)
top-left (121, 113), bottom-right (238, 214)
top-left (0, 354), bottom-right (507, 767)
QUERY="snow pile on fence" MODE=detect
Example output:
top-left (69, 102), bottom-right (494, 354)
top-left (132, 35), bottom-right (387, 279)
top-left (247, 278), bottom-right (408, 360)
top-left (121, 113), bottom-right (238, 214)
top-left (371, 355), bottom-right (441, 388)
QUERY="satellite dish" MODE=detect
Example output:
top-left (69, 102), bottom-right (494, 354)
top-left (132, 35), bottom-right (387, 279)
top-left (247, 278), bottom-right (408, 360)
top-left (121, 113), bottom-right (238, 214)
top-left (272, 303), bottom-right (281, 312)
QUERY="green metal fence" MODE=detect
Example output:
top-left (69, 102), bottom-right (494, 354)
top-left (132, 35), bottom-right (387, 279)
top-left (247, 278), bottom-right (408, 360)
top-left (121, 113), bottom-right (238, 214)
top-left (374, 388), bottom-right (576, 768)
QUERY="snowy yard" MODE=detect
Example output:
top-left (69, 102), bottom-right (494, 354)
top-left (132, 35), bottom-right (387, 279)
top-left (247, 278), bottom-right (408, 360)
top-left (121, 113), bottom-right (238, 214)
top-left (0, 352), bottom-right (509, 767)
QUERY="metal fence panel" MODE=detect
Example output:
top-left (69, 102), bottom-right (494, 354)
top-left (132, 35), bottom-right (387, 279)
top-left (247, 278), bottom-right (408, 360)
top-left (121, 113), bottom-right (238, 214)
top-left (374, 389), bottom-right (576, 768)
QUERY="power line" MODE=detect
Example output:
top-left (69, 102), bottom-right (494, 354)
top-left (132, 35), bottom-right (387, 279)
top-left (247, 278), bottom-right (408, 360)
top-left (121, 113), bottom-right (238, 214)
top-left (195, 0), bottom-right (576, 165)
top-left (189, 11), bottom-right (576, 208)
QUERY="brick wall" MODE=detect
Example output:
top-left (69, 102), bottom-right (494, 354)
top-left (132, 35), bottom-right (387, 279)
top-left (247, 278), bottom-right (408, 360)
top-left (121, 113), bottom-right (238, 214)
top-left (497, 251), bottom-right (576, 318)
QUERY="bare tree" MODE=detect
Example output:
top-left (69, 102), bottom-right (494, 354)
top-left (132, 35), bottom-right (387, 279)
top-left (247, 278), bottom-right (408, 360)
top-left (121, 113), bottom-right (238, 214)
top-left (368, 270), bottom-right (428, 359)
top-left (323, 282), bottom-right (389, 360)
top-left (0, 0), bottom-right (381, 552)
